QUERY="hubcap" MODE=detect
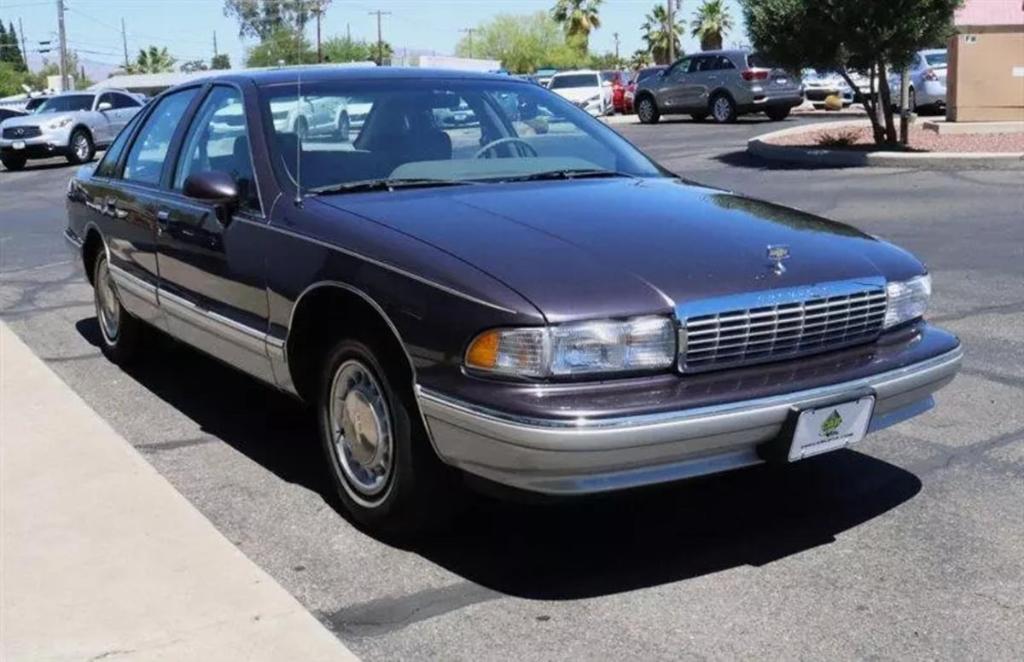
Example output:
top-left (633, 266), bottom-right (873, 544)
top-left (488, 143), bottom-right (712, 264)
top-left (639, 100), bottom-right (651, 121)
top-left (75, 135), bottom-right (89, 160)
top-left (714, 97), bottom-right (731, 121)
top-left (95, 259), bottom-right (120, 343)
top-left (329, 360), bottom-right (393, 502)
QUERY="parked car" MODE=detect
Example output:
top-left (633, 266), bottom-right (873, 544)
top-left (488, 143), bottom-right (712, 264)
top-left (548, 70), bottom-right (613, 116)
top-left (801, 69), bottom-right (854, 108)
top-left (24, 95), bottom-right (51, 113)
top-left (889, 49), bottom-right (948, 113)
top-left (625, 65), bottom-right (667, 113)
top-left (635, 50), bottom-right (803, 123)
top-left (601, 70), bottom-right (629, 114)
top-left (65, 68), bottom-right (961, 536)
top-left (535, 67), bottom-right (559, 87)
top-left (0, 107), bottom-right (26, 123)
top-left (0, 90), bottom-right (143, 170)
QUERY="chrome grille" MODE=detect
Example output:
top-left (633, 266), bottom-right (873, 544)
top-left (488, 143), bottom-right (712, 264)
top-left (679, 281), bottom-right (887, 373)
top-left (3, 126), bottom-right (41, 139)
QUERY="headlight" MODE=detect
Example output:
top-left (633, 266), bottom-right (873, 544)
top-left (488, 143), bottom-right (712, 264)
top-left (465, 316), bottom-right (676, 379)
top-left (884, 274), bottom-right (931, 329)
top-left (47, 117), bottom-right (73, 130)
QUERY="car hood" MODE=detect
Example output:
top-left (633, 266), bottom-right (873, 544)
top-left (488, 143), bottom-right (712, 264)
top-left (553, 87), bottom-right (602, 103)
top-left (320, 178), bottom-right (924, 323)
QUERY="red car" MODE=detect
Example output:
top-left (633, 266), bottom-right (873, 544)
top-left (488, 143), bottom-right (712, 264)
top-left (601, 70), bottom-right (629, 114)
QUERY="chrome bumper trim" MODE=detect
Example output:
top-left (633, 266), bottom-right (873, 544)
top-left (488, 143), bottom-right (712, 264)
top-left (416, 347), bottom-right (962, 494)
top-left (63, 227), bottom-right (84, 249)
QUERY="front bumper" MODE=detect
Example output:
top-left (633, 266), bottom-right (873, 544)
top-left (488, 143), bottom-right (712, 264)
top-left (418, 342), bottom-right (962, 495)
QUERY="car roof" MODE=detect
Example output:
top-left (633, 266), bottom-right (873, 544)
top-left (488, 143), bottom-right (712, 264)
top-left (205, 65), bottom-right (523, 87)
top-left (551, 70), bottom-right (600, 76)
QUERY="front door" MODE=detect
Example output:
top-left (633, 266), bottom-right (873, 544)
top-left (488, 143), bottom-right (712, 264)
top-left (154, 84), bottom-right (274, 384)
top-left (657, 57), bottom-right (694, 110)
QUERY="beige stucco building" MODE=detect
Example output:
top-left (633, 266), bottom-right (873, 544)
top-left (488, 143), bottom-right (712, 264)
top-left (947, 0), bottom-right (1024, 121)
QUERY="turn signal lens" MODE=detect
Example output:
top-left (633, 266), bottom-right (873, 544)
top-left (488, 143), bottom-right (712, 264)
top-left (465, 329), bottom-right (500, 369)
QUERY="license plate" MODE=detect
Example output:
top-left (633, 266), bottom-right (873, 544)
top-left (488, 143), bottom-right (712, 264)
top-left (788, 396), bottom-right (875, 462)
top-left (775, 78), bottom-right (789, 85)
top-left (12, 140), bottom-right (25, 150)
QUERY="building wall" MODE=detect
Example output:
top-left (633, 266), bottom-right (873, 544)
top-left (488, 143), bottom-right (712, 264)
top-left (949, 0), bottom-right (1024, 122)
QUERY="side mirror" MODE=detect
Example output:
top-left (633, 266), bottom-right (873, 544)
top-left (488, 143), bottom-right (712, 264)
top-left (97, 101), bottom-right (112, 111)
top-left (183, 171), bottom-right (239, 225)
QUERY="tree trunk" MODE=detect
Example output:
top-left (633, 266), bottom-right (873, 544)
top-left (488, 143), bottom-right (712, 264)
top-left (838, 66), bottom-right (885, 144)
top-left (876, 60), bottom-right (898, 144)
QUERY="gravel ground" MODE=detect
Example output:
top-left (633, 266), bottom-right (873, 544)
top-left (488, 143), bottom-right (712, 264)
top-left (767, 125), bottom-right (1024, 152)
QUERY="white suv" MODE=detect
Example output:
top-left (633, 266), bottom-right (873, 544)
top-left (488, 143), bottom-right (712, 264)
top-left (548, 71), bottom-right (612, 116)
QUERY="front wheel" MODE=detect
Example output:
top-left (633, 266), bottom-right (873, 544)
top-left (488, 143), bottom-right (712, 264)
top-left (765, 107), bottom-right (791, 121)
top-left (336, 112), bottom-right (351, 142)
top-left (636, 97), bottom-right (660, 124)
top-left (93, 252), bottom-right (141, 363)
top-left (1, 154), bottom-right (26, 171)
top-left (67, 128), bottom-right (94, 165)
top-left (317, 339), bottom-right (458, 538)
top-left (710, 94), bottom-right (737, 123)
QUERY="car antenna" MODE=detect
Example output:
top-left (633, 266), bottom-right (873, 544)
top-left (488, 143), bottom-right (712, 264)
top-left (294, 65), bottom-right (303, 207)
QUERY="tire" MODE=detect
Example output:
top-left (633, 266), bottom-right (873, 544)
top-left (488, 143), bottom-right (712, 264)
top-left (336, 112), bottom-right (351, 142)
top-left (317, 338), bottom-right (458, 538)
top-left (1, 154), bottom-right (26, 171)
top-left (710, 93), bottom-right (737, 123)
top-left (295, 116), bottom-right (309, 141)
top-left (690, 112), bottom-right (708, 122)
top-left (765, 107), bottom-right (791, 121)
top-left (636, 96), bottom-right (660, 124)
top-left (92, 251), bottom-right (141, 363)
top-left (67, 128), bottom-right (95, 165)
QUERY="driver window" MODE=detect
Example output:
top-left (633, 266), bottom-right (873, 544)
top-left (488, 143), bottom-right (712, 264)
top-left (173, 86), bottom-right (258, 211)
top-left (667, 58), bottom-right (692, 80)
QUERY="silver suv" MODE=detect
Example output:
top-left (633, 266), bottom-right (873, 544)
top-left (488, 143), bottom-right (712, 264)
top-left (634, 50), bottom-right (802, 124)
top-left (0, 89), bottom-right (143, 171)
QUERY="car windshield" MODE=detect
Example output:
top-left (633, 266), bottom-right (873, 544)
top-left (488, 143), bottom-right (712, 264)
top-left (35, 95), bottom-right (94, 113)
top-left (924, 52), bottom-right (947, 67)
top-left (549, 74), bottom-right (598, 89)
top-left (260, 77), bottom-right (663, 193)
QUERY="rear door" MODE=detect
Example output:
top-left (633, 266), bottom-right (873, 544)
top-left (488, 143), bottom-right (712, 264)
top-left (153, 83), bottom-right (274, 384)
top-left (107, 92), bottom-right (142, 137)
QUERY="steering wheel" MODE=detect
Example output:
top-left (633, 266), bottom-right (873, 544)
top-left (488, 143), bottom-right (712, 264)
top-left (474, 137), bottom-right (539, 159)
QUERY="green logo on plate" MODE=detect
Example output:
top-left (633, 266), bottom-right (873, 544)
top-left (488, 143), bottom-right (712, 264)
top-left (821, 410), bottom-right (843, 437)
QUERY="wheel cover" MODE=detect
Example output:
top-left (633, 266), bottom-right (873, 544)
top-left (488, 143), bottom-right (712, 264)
top-left (639, 99), bottom-right (652, 121)
top-left (713, 97), bottom-right (731, 121)
top-left (328, 359), bottom-right (394, 503)
top-left (95, 258), bottom-right (120, 343)
top-left (74, 134), bottom-right (89, 160)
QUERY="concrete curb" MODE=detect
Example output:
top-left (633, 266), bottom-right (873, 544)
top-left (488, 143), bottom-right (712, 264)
top-left (748, 119), bottom-right (1024, 170)
top-left (0, 323), bottom-right (358, 662)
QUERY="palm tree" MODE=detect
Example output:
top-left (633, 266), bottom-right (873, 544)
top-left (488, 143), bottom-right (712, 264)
top-left (124, 46), bottom-right (177, 74)
top-left (552, 0), bottom-right (603, 53)
top-left (641, 4), bottom-right (683, 65)
top-left (690, 0), bottom-right (733, 51)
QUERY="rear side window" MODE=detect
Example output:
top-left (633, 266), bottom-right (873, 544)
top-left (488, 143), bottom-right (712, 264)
top-left (123, 88), bottom-right (198, 185)
top-left (95, 112), bottom-right (144, 178)
top-left (747, 53), bottom-right (774, 68)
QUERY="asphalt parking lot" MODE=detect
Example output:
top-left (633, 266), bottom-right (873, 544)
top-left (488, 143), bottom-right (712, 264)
top-left (1, 113), bottom-right (1022, 660)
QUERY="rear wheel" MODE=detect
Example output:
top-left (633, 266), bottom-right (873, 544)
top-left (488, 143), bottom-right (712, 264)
top-left (67, 128), bottom-right (94, 165)
top-left (93, 252), bottom-right (141, 363)
top-left (1, 154), bottom-right (26, 171)
top-left (710, 93), bottom-right (737, 123)
top-left (636, 96), bottom-right (660, 124)
top-left (765, 106), bottom-right (791, 121)
top-left (317, 338), bottom-right (458, 538)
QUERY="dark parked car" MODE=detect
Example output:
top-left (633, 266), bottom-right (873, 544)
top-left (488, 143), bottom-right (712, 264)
top-left (65, 67), bottom-right (962, 536)
top-left (635, 50), bottom-right (803, 123)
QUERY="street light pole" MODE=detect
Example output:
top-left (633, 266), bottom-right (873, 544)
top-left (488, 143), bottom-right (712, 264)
top-left (56, 0), bottom-right (69, 91)
top-left (666, 0), bottom-right (675, 63)
top-left (460, 28), bottom-right (476, 58)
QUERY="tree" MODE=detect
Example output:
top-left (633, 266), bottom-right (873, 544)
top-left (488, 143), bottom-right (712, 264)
top-left (223, 0), bottom-right (316, 40)
top-left (742, 0), bottom-right (962, 145)
top-left (455, 12), bottom-right (584, 73)
top-left (691, 0), bottom-right (734, 51)
top-left (245, 26), bottom-right (314, 67)
top-left (0, 62), bottom-right (30, 96)
top-left (630, 49), bottom-right (653, 69)
top-left (211, 53), bottom-right (231, 69)
top-left (180, 59), bottom-right (209, 73)
top-left (641, 4), bottom-right (683, 64)
top-left (1, 20), bottom-right (26, 71)
top-left (33, 52), bottom-right (91, 89)
top-left (551, 0), bottom-right (602, 54)
top-left (123, 46), bottom-right (177, 74)
top-left (321, 36), bottom-right (374, 63)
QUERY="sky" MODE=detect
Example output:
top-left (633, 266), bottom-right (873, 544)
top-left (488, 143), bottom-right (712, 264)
top-left (4, 0), bottom-right (748, 78)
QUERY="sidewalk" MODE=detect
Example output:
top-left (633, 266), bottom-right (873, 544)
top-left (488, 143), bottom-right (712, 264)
top-left (0, 323), bottom-right (356, 661)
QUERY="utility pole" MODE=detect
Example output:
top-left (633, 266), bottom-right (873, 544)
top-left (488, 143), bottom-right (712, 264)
top-left (56, 0), bottom-right (69, 91)
top-left (18, 18), bottom-right (28, 70)
top-left (613, 32), bottom-right (620, 61)
top-left (368, 10), bottom-right (391, 66)
top-left (666, 0), bottom-right (675, 64)
top-left (121, 18), bottom-right (130, 69)
top-left (346, 22), bottom-right (351, 42)
top-left (313, 1), bottom-right (324, 63)
top-left (213, 31), bottom-right (219, 56)
top-left (460, 28), bottom-right (476, 58)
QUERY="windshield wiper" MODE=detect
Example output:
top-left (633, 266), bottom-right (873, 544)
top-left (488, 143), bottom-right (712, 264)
top-left (497, 169), bottom-right (641, 183)
top-left (308, 178), bottom-right (475, 195)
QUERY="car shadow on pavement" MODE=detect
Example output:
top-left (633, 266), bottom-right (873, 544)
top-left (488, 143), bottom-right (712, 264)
top-left (713, 150), bottom-right (862, 171)
top-left (76, 316), bottom-right (922, 601)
